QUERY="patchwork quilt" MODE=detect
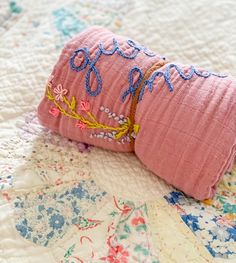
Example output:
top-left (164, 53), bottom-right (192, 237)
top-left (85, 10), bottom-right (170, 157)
top-left (0, 0), bottom-right (235, 262)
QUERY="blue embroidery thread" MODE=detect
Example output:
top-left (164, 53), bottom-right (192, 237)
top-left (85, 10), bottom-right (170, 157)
top-left (70, 38), bottom-right (227, 102)
top-left (121, 67), bottom-right (143, 101)
top-left (122, 63), bottom-right (227, 102)
top-left (70, 38), bottom-right (156, 97)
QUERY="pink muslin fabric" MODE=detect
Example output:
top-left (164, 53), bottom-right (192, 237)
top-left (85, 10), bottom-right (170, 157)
top-left (38, 26), bottom-right (236, 200)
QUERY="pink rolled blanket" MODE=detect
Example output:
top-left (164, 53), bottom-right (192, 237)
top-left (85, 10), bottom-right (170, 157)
top-left (38, 26), bottom-right (236, 200)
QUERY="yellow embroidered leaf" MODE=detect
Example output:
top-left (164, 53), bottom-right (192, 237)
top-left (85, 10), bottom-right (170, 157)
top-left (133, 124), bottom-right (140, 134)
top-left (46, 94), bottom-right (54, 101)
top-left (87, 123), bottom-right (98, 128)
top-left (126, 117), bottom-right (131, 126)
top-left (46, 88), bottom-right (54, 100)
top-left (70, 96), bottom-right (76, 110)
top-left (115, 133), bottom-right (123, 140)
top-left (115, 129), bottom-right (128, 139)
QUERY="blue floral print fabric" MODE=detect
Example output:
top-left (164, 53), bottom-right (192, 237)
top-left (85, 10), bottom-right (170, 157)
top-left (14, 180), bottom-right (107, 247)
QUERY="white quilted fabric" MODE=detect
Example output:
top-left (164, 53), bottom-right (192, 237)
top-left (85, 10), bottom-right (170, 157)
top-left (0, 0), bottom-right (236, 262)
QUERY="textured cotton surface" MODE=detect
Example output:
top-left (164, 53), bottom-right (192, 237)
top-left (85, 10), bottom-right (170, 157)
top-left (1, 0), bottom-right (236, 262)
top-left (38, 27), bottom-right (236, 200)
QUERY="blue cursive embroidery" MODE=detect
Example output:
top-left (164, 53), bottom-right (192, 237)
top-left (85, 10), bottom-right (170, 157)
top-left (121, 67), bottom-right (143, 101)
top-left (70, 38), bottom-right (156, 96)
top-left (70, 38), bottom-right (227, 103)
top-left (122, 63), bottom-right (227, 102)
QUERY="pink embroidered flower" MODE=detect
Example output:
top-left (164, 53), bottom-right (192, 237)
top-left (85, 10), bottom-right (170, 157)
top-left (53, 84), bottom-right (68, 101)
top-left (102, 245), bottom-right (129, 263)
top-left (49, 107), bottom-right (60, 117)
top-left (79, 100), bottom-right (90, 112)
top-left (75, 120), bottom-right (87, 129)
top-left (131, 217), bottom-right (145, 226)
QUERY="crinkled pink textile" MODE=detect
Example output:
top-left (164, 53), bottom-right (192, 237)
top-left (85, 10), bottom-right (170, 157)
top-left (38, 27), bottom-right (236, 200)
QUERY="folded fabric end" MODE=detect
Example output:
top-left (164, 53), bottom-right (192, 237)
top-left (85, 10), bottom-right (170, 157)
top-left (205, 142), bottom-right (236, 200)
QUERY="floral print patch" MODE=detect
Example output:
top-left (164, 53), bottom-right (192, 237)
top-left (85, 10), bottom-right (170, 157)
top-left (60, 197), bottom-right (160, 263)
top-left (14, 180), bottom-right (107, 247)
top-left (99, 198), bottom-right (159, 263)
top-left (165, 171), bottom-right (236, 259)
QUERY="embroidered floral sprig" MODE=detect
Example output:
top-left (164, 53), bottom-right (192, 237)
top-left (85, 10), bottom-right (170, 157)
top-left (46, 83), bottom-right (139, 140)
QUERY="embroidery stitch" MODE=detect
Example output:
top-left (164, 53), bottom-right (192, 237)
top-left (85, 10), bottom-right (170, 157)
top-left (121, 67), bottom-right (143, 102)
top-left (70, 37), bottom-right (226, 103)
top-left (90, 106), bottom-right (133, 144)
top-left (49, 107), bottom-right (60, 117)
top-left (46, 84), bottom-right (139, 140)
top-left (134, 63), bottom-right (228, 102)
top-left (53, 84), bottom-right (68, 101)
top-left (70, 38), bottom-right (156, 97)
